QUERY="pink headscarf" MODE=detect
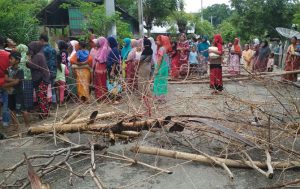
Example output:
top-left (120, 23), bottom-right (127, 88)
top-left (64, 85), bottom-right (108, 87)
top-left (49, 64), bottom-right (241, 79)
top-left (95, 37), bottom-right (110, 63)
top-left (136, 38), bottom-right (143, 49)
top-left (127, 39), bottom-right (137, 61)
top-left (131, 39), bottom-right (138, 48)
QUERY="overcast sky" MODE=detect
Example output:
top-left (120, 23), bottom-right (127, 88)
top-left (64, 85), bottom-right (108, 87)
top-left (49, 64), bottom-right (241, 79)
top-left (184, 0), bottom-right (230, 13)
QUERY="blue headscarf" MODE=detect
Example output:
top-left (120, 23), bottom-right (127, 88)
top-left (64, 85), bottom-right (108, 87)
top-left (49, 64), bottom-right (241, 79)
top-left (121, 38), bottom-right (132, 60)
top-left (198, 35), bottom-right (210, 58)
top-left (107, 36), bottom-right (120, 69)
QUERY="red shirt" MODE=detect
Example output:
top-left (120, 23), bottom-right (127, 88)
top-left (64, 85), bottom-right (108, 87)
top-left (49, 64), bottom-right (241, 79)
top-left (0, 50), bottom-right (10, 87)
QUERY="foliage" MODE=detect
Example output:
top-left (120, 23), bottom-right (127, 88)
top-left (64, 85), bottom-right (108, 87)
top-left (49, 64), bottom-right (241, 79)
top-left (230, 0), bottom-right (297, 41)
top-left (202, 4), bottom-right (232, 26)
top-left (116, 0), bottom-right (138, 18)
top-left (194, 20), bottom-right (214, 38)
top-left (0, 0), bottom-right (47, 44)
top-left (62, 0), bottom-right (132, 41)
top-left (216, 20), bottom-right (238, 43)
top-left (166, 12), bottom-right (193, 34)
top-left (62, 0), bottom-right (117, 39)
top-left (293, 2), bottom-right (300, 30)
top-left (143, 0), bottom-right (184, 34)
top-left (116, 19), bottom-right (133, 43)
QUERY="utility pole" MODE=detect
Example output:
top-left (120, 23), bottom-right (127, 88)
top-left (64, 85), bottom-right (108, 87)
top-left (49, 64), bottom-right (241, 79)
top-left (105, 0), bottom-right (117, 36)
top-left (138, 0), bottom-right (144, 37)
top-left (210, 16), bottom-right (213, 25)
top-left (201, 0), bottom-right (203, 22)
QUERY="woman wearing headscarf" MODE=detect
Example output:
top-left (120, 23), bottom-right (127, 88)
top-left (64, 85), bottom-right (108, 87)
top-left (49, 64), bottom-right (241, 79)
top-left (209, 34), bottom-right (224, 94)
top-left (70, 41), bottom-right (92, 102)
top-left (27, 41), bottom-right (50, 119)
top-left (148, 37), bottom-right (157, 77)
top-left (153, 35), bottom-right (172, 103)
top-left (107, 36), bottom-right (121, 79)
top-left (170, 41), bottom-right (180, 79)
top-left (57, 40), bottom-right (69, 67)
top-left (283, 36), bottom-right (300, 81)
top-left (126, 39), bottom-right (143, 93)
top-left (198, 35), bottom-right (210, 73)
top-left (177, 33), bottom-right (189, 77)
top-left (137, 37), bottom-right (153, 97)
top-left (16, 44), bottom-right (34, 111)
top-left (67, 40), bottom-right (79, 97)
top-left (198, 35), bottom-right (210, 61)
top-left (228, 38), bottom-right (242, 75)
top-left (121, 38), bottom-right (132, 78)
top-left (242, 44), bottom-right (253, 72)
top-left (253, 40), bottom-right (271, 73)
top-left (93, 37), bottom-right (110, 101)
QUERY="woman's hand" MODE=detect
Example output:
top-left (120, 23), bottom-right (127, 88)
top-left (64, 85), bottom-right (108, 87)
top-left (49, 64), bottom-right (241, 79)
top-left (154, 69), bottom-right (159, 76)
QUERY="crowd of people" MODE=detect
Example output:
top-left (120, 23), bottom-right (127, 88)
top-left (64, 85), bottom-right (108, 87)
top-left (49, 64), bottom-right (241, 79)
top-left (0, 32), bottom-right (299, 130)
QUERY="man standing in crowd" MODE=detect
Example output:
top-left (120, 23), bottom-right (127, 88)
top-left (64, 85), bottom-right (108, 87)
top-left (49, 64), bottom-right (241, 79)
top-left (0, 36), bottom-right (11, 128)
top-left (39, 34), bottom-right (57, 104)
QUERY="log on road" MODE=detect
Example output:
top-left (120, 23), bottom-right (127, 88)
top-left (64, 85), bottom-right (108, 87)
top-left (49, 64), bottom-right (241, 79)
top-left (131, 146), bottom-right (300, 169)
top-left (169, 70), bottom-right (300, 85)
top-left (28, 119), bottom-right (167, 135)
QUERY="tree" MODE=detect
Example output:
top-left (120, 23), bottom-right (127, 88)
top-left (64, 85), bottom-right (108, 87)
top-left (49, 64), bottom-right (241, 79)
top-left (216, 20), bottom-right (238, 43)
top-left (194, 19), bottom-right (215, 38)
top-left (166, 1), bottom-right (193, 34)
top-left (143, 0), bottom-right (183, 35)
top-left (230, 0), bottom-right (297, 41)
top-left (116, 0), bottom-right (138, 18)
top-left (293, 2), bottom-right (300, 30)
top-left (0, 0), bottom-right (48, 44)
top-left (202, 4), bottom-right (232, 26)
top-left (62, 0), bottom-right (132, 41)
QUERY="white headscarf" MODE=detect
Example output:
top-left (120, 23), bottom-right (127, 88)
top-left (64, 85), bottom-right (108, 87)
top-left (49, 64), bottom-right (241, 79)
top-left (149, 37), bottom-right (157, 64)
top-left (253, 38), bottom-right (260, 45)
top-left (68, 40), bottom-right (79, 62)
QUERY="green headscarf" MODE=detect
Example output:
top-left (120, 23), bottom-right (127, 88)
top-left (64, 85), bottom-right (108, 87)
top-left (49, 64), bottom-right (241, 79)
top-left (16, 44), bottom-right (32, 80)
top-left (121, 38), bottom-right (132, 60)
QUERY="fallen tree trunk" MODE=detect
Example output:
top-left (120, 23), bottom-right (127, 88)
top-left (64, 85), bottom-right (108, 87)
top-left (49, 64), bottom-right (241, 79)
top-left (131, 146), bottom-right (300, 169)
top-left (28, 119), bottom-right (165, 135)
top-left (169, 70), bottom-right (300, 85)
top-left (43, 112), bottom-right (118, 126)
top-left (71, 112), bottom-right (118, 124)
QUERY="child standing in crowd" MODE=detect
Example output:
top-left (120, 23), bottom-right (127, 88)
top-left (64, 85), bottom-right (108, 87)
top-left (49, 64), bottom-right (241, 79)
top-left (5, 52), bottom-right (30, 128)
top-left (267, 53), bottom-right (275, 72)
top-left (188, 46), bottom-right (199, 74)
top-left (55, 55), bottom-right (69, 106)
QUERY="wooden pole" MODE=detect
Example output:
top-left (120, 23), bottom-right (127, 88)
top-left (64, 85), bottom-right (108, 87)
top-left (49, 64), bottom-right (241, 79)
top-left (28, 119), bottom-right (165, 135)
top-left (131, 146), bottom-right (300, 169)
top-left (169, 70), bottom-right (300, 85)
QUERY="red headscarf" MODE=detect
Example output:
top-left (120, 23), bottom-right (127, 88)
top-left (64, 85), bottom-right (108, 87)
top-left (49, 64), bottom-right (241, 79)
top-left (213, 34), bottom-right (223, 52)
top-left (233, 38), bottom-right (241, 53)
top-left (156, 35), bottom-right (172, 53)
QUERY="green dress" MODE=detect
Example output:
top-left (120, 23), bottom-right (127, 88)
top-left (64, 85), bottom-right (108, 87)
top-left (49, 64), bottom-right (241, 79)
top-left (153, 47), bottom-right (169, 96)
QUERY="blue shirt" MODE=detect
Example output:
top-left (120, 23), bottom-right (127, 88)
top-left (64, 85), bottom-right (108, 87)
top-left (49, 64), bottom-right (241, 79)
top-left (189, 51), bottom-right (198, 64)
top-left (198, 42), bottom-right (210, 58)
